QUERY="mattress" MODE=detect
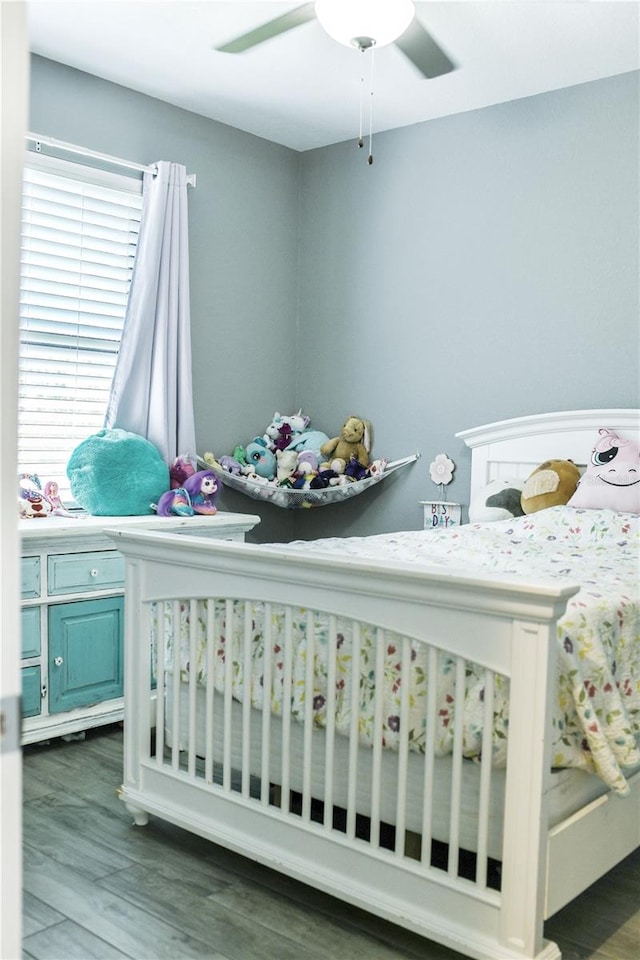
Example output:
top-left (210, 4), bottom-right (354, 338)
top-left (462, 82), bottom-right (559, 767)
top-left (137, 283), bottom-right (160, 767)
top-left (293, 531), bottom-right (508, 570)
top-left (165, 683), bottom-right (614, 863)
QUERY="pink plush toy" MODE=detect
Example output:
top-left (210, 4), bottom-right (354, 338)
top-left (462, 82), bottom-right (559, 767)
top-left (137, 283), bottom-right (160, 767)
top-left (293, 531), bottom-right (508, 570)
top-left (169, 455), bottom-right (196, 489)
top-left (153, 470), bottom-right (219, 517)
top-left (568, 429), bottom-right (640, 512)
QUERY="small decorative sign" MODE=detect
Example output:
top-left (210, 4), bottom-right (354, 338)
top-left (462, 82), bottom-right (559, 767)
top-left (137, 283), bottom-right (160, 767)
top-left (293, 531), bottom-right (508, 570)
top-left (420, 500), bottom-right (462, 530)
top-left (422, 452), bottom-right (460, 529)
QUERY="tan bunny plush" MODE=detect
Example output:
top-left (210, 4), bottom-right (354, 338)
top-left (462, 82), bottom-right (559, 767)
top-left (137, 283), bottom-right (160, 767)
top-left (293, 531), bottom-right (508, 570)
top-left (320, 416), bottom-right (372, 468)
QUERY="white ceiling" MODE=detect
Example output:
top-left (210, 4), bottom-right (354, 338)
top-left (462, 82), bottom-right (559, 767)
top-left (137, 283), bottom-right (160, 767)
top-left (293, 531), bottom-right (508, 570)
top-left (27, 1), bottom-right (640, 152)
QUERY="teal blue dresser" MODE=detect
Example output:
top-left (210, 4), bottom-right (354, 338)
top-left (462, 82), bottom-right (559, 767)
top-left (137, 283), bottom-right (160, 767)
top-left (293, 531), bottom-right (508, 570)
top-left (19, 512), bottom-right (260, 744)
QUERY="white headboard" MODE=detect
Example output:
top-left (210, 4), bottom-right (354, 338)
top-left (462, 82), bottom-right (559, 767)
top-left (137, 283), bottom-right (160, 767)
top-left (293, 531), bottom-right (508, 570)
top-left (456, 409), bottom-right (640, 502)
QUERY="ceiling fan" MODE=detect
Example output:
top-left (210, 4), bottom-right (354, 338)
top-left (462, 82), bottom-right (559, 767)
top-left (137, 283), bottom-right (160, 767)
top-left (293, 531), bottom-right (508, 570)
top-left (215, 0), bottom-right (456, 80)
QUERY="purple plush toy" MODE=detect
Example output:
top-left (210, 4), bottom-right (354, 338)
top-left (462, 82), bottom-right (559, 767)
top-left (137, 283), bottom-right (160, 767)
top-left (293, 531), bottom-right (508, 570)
top-left (218, 455), bottom-right (242, 475)
top-left (154, 470), bottom-right (219, 517)
top-left (272, 423), bottom-right (293, 451)
top-left (169, 455), bottom-right (196, 490)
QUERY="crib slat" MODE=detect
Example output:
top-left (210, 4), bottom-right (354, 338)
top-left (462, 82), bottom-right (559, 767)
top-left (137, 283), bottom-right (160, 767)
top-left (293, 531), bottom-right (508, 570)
top-left (394, 636), bottom-right (412, 856)
top-left (370, 627), bottom-right (386, 849)
top-left (421, 645), bottom-right (438, 865)
top-left (302, 610), bottom-right (315, 822)
top-left (204, 599), bottom-right (215, 784)
top-left (280, 607), bottom-right (293, 810)
top-left (346, 622), bottom-right (361, 841)
top-left (171, 600), bottom-right (182, 772)
top-left (223, 599), bottom-right (234, 790)
top-left (476, 667), bottom-right (496, 887)
top-left (242, 601), bottom-right (253, 798)
top-left (260, 603), bottom-right (273, 805)
top-left (448, 655), bottom-right (466, 878)
top-left (155, 602), bottom-right (166, 765)
top-left (323, 615), bottom-right (338, 828)
top-left (187, 600), bottom-right (198, 778)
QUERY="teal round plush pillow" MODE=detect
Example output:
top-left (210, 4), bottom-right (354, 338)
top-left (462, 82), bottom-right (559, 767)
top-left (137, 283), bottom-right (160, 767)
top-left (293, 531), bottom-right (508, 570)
top-left (67, 428), bottom-right (170, 516)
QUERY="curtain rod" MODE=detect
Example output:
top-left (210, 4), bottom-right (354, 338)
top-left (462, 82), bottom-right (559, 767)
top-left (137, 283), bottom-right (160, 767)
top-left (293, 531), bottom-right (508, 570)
top-left (25, 132), bottom-right (196, 187)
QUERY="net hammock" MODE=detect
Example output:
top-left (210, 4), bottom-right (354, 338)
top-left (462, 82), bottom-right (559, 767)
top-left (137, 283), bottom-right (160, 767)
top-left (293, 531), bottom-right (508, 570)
top-left (202, 453), bottom-right (420, 510)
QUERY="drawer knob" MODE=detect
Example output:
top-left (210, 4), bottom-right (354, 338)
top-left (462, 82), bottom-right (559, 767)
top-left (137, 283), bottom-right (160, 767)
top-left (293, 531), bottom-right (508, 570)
top-left (90, 568), bottom-right (99, 578)
top-left (54, 656), bottom-right (64, 667)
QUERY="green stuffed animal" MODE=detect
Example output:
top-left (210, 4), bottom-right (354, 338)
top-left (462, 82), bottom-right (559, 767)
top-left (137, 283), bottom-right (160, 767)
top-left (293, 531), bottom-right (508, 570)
top-left (320, 416), bottom-right (372, 468)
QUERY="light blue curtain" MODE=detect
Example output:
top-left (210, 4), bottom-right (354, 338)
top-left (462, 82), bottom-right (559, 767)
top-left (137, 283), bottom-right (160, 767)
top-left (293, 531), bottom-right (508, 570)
top-left (105, 161), bottom-right (197, 465)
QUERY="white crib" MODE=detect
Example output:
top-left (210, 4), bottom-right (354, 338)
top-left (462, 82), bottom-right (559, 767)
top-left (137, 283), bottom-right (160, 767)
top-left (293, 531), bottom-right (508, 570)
top-left (111, 409), bottom-right (640, 960)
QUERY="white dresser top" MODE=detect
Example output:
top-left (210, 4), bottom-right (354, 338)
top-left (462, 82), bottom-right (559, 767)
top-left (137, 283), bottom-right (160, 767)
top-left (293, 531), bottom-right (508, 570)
top-left (20, 511), bottom-right (261, 544)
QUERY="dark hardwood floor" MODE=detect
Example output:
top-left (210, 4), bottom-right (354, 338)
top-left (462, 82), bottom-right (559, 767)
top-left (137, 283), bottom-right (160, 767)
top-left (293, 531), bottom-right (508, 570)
top-left (22, 725), bottom-right (640, 960)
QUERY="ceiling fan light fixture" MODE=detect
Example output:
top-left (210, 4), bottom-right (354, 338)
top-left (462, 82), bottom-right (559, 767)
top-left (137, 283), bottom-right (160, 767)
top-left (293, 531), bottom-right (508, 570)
top-left (314, 0), bottom-right (415, 50)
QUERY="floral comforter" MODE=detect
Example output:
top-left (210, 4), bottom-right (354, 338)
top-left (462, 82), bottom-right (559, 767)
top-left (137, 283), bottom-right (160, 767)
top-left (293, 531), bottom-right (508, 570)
top-left (161, 507), bottom-right (640, 795)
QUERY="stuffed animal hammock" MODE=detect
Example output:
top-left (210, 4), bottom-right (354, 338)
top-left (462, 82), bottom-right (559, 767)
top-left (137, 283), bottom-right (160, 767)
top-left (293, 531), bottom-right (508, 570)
top-left (202, 454), bottom-right (419, 510)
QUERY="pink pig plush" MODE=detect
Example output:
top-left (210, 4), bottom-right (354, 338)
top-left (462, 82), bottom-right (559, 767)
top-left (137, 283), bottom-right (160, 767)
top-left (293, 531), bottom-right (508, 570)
top-left (568, 428), bottom-right (640, 512)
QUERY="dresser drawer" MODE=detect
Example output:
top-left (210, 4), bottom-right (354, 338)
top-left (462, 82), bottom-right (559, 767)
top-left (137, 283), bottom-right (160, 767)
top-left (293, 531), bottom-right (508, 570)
top-left (21, 556), bottom-right (41, 599)
top-left (21, 666), bottom-right (42, 718)
top-left (48, 551), bottom-right (125, 596)
top-left (21, 606), bottom-right (41, 658)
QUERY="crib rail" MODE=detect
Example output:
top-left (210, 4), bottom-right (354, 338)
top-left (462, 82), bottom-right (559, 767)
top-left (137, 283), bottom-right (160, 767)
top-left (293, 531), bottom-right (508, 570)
top-left (155, 597), bottom-right (505, 880)
top-left (111, 528), bottom-right (579, 960)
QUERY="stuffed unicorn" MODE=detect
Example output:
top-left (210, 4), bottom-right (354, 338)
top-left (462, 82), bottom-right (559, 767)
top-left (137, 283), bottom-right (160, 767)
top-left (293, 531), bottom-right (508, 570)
top-left (568, 429), bottom-right (640, 512)
top-left (153, 470), bottom-right (219, 517)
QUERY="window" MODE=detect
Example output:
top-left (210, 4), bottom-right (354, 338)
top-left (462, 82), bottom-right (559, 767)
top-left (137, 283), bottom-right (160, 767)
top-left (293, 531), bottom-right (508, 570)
top-left (18, 154), bottom-right (143, 502)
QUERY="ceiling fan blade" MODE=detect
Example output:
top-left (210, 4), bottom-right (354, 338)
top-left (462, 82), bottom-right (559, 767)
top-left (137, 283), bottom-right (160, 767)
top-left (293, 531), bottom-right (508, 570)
top-left (216, 3), bottom-right (316, 54)
top-left (394, 18), bottom-right (456, 79)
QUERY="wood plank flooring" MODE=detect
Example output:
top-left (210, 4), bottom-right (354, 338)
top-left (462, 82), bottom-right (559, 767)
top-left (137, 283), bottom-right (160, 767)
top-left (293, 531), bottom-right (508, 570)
top-left (22, 724), bottom-right (640, 960)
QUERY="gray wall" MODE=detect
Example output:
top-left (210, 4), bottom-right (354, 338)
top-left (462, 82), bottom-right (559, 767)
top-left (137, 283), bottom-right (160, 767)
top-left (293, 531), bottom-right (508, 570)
top-left (296, 71), bottom-right (640, 539)
top-left (30, 58), bottom-right (639, 542)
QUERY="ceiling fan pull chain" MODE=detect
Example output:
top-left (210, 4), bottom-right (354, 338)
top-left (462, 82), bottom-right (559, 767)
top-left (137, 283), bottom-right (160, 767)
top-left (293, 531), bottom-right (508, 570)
top-left (358, 67), bottom-right (365, 149)
top-left (367, 45), bottom-right (375, 165)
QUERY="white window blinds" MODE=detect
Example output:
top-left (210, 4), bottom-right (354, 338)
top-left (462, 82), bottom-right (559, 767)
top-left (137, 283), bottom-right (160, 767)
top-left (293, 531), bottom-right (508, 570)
top-left (18, 156), bottom-right (143, 501)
